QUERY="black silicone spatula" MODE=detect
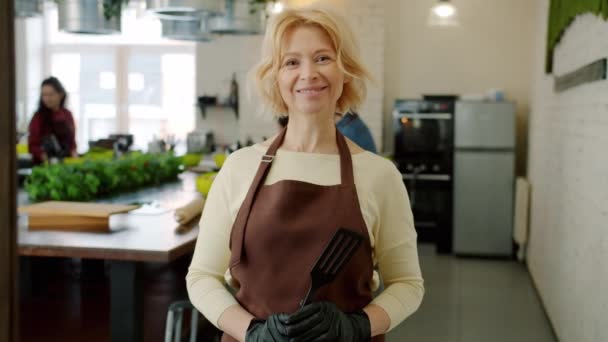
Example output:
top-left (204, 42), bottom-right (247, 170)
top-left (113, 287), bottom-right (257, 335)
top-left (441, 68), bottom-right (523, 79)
top-left (299, 228), bottom-right (364, 309)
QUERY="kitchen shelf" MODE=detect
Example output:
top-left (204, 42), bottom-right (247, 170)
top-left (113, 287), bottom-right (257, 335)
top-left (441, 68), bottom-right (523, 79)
top-left (197, 96), bottom-right (238, 120)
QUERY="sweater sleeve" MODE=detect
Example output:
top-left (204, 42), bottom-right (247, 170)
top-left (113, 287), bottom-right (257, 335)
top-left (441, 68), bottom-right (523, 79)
top-left (370, 163), bottom-right (424, 331)
top-left (186, 156), bottom-right (239, 327)
top-left (28, 113), bottom-right (44, 164)
top-left (65, 109), bottom-right (77, 153)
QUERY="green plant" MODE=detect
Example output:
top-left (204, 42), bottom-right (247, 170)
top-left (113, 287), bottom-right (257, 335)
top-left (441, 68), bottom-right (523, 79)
top-left (103, 0), bottom-right (129, 21)
top-left (25, 153), bottom-right (183, 202)
top-left (248, 0), bottom-right (273, 14)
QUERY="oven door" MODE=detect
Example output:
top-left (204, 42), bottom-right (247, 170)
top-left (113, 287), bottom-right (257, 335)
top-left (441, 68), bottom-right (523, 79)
top-left (393, 112), bottom-right (453, 156)
top-left (402, 173), bottom-right (453, 253)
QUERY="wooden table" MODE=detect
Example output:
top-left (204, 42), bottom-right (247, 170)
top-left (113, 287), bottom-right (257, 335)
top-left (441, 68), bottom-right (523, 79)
top-left (17, 173), bottom-right (202, 342)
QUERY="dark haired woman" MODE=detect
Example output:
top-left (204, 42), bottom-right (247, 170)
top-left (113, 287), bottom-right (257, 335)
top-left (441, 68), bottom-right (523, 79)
top-left (28, 76), bottom-right (77, 165)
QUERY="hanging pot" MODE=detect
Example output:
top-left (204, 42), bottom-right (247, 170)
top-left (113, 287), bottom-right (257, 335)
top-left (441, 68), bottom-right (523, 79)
top-left (208, 0), bottom-right (264, 35)
top-left (15, 0), bottom-right (43, 17)
top-left (146, 0), bottom-right (224, 16)
top-left (57, 0), bottom-right (122, 34)
top-left (159, 13), bottom-right (214, 41)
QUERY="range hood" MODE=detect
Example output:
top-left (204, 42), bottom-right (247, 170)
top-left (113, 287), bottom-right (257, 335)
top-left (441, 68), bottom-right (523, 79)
top-left (146, 0), bottom-right (224, 16)
top-left (207, 0), bottom-right (264, 35)
top-left (159, 13), bottom-right (214, 41)
top-left (15, 0), bottom-right (42, 17)
top-left (57, 0), bottom-right (121, 34)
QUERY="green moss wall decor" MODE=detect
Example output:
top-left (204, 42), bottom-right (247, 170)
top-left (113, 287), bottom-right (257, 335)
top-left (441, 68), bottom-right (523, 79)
top-left (546, 0), bottom-right (608, 73)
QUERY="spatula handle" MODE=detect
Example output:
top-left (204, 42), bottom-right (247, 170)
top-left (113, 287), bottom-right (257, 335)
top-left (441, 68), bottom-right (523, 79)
top-left (299, 280), bottom-right (319, 309)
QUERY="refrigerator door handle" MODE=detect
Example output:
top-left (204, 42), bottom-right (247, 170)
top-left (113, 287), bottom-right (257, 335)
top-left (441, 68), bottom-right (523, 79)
top-left (393, 111), bottom-right (453, 120)
top-left (402, 173), bottom-right (451, 181)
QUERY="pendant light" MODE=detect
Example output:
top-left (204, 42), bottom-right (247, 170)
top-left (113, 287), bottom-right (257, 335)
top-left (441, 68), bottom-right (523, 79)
top-left (146, 0), bottom-right (224, 16)
top-left (159, 13), bottom-right (214, 41)
top-left (207, 0), bottom-right (265, 35)
top-left (15, 0), bottom-right (42, 17)
top-left (57, 0), bottom-right (121, 34)
top-left (428, 0), bottom-right (459, 27)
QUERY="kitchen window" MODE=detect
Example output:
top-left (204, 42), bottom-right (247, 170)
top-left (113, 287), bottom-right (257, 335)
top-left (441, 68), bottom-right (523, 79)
top-left (43, 3), bottom-right (196, 153)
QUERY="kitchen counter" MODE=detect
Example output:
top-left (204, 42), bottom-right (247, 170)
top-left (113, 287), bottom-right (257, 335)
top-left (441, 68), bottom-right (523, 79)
top-left (17, 172), bottom-right (202, 342)
top-left (17, 172), bottom-right (201, 262)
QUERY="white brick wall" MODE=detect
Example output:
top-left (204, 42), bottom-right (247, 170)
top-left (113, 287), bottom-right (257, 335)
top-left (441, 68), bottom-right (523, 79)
top-left (195, 0), bottom-right (384, 148)
top-left (528, 2), bottom-right (608, 341)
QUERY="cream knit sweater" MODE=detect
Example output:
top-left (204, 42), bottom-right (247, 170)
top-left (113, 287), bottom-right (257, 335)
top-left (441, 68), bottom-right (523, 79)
top-left (186, 144), bottom-right (424, 331)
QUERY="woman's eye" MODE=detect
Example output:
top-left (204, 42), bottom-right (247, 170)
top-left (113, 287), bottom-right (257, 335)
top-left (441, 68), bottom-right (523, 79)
top-left (317, 56), bottom-right (331, 62)
top-left (284, 59), bottom-right (299, 67)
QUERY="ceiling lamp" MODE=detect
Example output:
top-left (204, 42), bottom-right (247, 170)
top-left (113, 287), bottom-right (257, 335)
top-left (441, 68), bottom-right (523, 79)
top-left (57, 0), bottom-right (122, 34)
top-left (15, 0), bottom-right (43, 17)
top-left (267, 1), bottom-right (284, 14)
top-left (208, 0), bottom-right (265, 35)
top-left (428, 0), bottom-right (459, 27)
top-left (146, 0), bottom-right (224, 16)
top-left (159, 13), bottom-right (214, 41)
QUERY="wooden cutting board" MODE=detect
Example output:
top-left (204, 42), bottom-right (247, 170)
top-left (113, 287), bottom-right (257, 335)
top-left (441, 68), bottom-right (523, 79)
top-left (19, 201), bottom-right (139, 232)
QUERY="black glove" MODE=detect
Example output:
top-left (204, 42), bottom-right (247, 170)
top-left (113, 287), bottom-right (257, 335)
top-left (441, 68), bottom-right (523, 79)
top-left (281, 302), bottom-right (371, 342)
top-left (245, 314), bottom-right (291, 342)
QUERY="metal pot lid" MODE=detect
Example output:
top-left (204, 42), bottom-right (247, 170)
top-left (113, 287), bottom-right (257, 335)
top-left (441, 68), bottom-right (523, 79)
top-left (146, 0), bottom-right (224, 16)
top-left (15, 0), bottom-right (43, 18)
top-left (159, 14), bottom-right (214, 41)
top-left (208, 0), bottom-right (264, 35)
top-left (57, 0), bottom-right (121, 34)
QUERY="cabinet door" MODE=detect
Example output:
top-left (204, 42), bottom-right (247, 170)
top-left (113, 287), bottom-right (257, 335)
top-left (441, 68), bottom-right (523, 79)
top-left (452, 151), bottom-right (514, 256)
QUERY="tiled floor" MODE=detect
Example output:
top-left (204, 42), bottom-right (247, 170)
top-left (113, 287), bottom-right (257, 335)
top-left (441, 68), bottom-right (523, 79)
top-left (20, 244), bottom-right (558, 341)
top-left (387, 244), bottom-right (557, 342)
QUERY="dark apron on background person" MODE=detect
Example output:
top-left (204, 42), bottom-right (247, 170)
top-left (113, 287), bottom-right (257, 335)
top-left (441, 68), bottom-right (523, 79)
top-left (223, 127), bottom-right (384, 342)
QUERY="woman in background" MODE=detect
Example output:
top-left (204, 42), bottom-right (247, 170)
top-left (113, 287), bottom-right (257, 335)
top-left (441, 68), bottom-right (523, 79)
top-left (28, 76), bottom-right (77, 164)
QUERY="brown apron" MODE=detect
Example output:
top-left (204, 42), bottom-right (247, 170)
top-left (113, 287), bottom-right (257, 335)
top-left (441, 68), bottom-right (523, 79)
top-left (223, 127), bottom-right (384, 342)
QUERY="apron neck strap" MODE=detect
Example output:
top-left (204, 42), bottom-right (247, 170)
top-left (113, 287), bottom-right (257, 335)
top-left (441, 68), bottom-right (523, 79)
top-left (264, 126), bottom-right (354, 187)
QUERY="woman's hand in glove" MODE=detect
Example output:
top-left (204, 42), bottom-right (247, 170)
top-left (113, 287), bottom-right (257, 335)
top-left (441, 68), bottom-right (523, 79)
top-left (281, 302), bottom-right (371, 342)
top-left (245, 314), bottom-right (291, 342)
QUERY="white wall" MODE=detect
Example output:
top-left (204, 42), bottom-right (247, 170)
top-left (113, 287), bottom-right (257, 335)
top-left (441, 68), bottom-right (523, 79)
top-left (196, 35), bottom-right (268, 147)
top-left (195, 0), bottom-right (385, 148)
top-left (383, 0), bottom-right (536, 173)
top-left (527, 1), bottom-right (608, 341)
top-left (14, 17), bottom-right (45, 133)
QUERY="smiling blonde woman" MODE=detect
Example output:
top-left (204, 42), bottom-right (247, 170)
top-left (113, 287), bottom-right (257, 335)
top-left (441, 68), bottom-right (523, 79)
top-left (187, 6), bottom-right (424, 342)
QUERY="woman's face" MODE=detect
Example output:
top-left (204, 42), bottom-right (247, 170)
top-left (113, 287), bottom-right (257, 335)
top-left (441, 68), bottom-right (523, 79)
top-left (277, 25), bottom-right (346, 116)
top-left (41, 85), bottom-right (63, 111)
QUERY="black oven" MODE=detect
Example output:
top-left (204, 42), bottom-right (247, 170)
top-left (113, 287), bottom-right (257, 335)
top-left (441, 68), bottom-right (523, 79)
top-left (393, 99), bottom-right (453, 155)
top-left (393, 99), bottom-right (454, 253)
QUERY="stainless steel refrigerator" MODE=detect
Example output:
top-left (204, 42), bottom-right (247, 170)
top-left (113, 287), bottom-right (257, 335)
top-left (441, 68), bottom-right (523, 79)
top-left (452, 101), bottom-right (515, 256)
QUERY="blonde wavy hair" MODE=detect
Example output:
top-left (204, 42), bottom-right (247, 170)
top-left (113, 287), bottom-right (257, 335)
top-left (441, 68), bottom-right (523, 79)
top-left (249, 6), bottom-right (373, 117)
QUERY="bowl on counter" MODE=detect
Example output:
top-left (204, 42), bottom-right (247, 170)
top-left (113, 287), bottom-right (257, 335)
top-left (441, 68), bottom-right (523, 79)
top-left (196, 172), bottom-right (218, 196)
top-left (214, 153), bottom-right (227, 168)
top-left (182, 153), bottom-right (203, 168)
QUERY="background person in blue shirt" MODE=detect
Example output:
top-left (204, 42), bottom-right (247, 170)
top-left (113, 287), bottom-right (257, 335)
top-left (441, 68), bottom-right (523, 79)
top-left (277, 111), bottom-right (377, 153)
top-left (335, 111), bottom-right (377, 153)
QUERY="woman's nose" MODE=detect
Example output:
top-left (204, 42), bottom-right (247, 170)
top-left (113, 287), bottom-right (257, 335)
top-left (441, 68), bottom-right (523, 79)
top-left (299, 61), bottom-right (319, 81)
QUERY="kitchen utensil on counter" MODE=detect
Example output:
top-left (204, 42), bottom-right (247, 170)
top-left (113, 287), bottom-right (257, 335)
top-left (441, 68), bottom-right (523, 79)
top-left (174, 197), bottom-right (206, 225)
top-left (300, 228), bottom-right (364, 309)
top-left (187, 130), bottom-right (213, 154)
top-left (174, 215), bottom-right (201, 234)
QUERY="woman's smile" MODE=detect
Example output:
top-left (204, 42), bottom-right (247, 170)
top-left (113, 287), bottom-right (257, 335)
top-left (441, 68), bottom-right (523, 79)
top-left (296, 85), bottom-right (329, 95)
